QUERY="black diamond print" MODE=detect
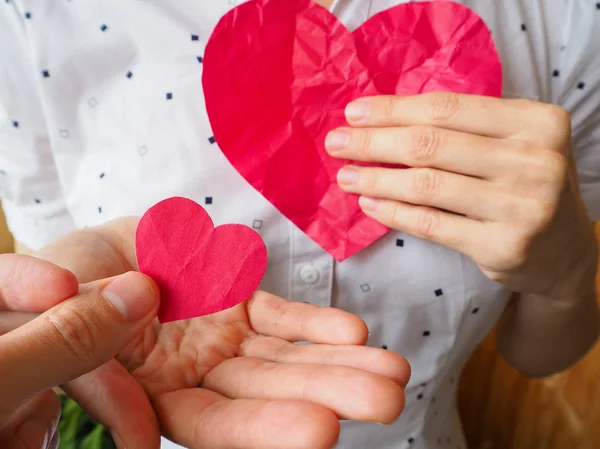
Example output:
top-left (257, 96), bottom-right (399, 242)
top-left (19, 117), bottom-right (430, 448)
top-left (126, 71), bottom-right (133, 79)
top-left (472, 308), bottom-right (480, 314)
top-left (423, 330), bottom-right (431, 337)
top-left (191, 34), bottom-right (199, 41)
top-left (42, 70), bottom-right (50, 78)
top-left (552, 69), bottom-right (560, 77)
top-left (100, 24), bottom-right (108, 32)
top-left (382, 345), bottom-right (388, 350)
top-left (205, 197), bottom-right (213, 205)
top-left (360, 283), bottom-right (371, 293)
top-left (396, 238), bottom-right (404, 247)
top-left (208, 136), bottom-right (216, 144)
top-left (577, 81), bottom-right (586, 90)
top-left (521, 23), bottom-right (527, 31)
top-left (435, 288), bottom-right (443, 297)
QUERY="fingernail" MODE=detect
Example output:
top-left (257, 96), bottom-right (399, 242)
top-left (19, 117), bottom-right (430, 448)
top-left (345, 100), bottom-right (370, 123)
top-left (102, 272), bottom-right (156, 321)
top-left (337, 167), bottom-right (359, 185)
top-left (325, 130), bottom-right (350, 152)
top-left (359, 196), bottom-right (379, 211)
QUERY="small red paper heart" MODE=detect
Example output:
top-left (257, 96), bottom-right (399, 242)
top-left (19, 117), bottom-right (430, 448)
top-left (203, 0), bottom-right (502, 261)
top-left (136, 197), bottom-right (268, 323)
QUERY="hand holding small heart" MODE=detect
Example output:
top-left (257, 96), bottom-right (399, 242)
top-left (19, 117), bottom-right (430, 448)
top-left (327, 92), bottom-right (597, 297)
top-left (4, 217), bottom-right (410, 449)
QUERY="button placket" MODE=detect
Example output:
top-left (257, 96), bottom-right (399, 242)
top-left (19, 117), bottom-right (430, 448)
top-left (289, 226), bottom-right (333, 307)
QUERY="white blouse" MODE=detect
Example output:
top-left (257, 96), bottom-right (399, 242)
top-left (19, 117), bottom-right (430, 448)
top-left (1, 1), bottom-right (599, 448)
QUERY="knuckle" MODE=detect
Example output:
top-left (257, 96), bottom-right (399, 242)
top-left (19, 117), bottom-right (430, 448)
top-left (411, 168), bottom-right (440, 200)
top-left (360, 169), bottom-right (378, 191)
top-left (357, 129), bottom-right (374, 157)
top-left (409, 126), bottom-right (441, 163)
top-left (428, 91), bottom-right (461, 122)
top-left (46, 306), bottom-right (99, 360)
top-left (383, 96), bottom-right (400, 122)
top-left (541, 150), bottom-right (569, 184)
top-left (415, 207), bottom-right (441, 240)
top-left (529, 149), bottom-right (569, 192)
top-left (389, 202), bottom-right (404, 230)
top-left (542, 104), bottom-right (572, 135)
top-left (490, 237), bottom-right (527, 272)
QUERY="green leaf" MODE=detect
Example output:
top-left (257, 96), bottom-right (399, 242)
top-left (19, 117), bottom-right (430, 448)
top-left (58, 397), bottom-right (115, 449)
top-left (80, 424), bottom-right (105, 449)
top-left (58, 399), bottom-right (83, 449)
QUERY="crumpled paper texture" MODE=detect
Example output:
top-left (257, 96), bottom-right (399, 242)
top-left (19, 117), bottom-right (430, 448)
top-left (203, 0), bottom-right (502, 261)
top-left (136, 197), bottom-right (268, 323)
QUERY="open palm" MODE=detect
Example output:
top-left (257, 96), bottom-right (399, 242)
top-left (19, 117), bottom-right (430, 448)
top-left (28, 218), bottom-right (410, 449)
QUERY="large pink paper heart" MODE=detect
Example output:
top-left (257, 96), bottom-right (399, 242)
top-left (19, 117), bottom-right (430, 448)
top-left (203, 0), bottom-right (502, 261)
top-left (136, 197), bottom-right (268, 323)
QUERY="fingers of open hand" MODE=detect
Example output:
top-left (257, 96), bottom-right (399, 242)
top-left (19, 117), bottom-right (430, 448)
top-left (240, 335), bottom-right (410, 386)
top-left (155, 388), bottom-right (340, 449)
top-left (247, 292), bottom-right (368, 345)
top-left (202, 357), bottom-right (405, 423)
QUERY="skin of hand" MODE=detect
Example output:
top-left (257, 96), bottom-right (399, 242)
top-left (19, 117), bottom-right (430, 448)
top-left (4, 218), bottom-right (410, 449)
top-left (325, 92), bottom-right (600, 377)
top-left (0, 254), bottom-right (161, 449)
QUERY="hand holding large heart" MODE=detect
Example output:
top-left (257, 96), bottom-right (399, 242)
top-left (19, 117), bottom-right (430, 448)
top-left (203, 0), bottom-right (502, 261)
top-left (136, 197), bottom-right (268, 323)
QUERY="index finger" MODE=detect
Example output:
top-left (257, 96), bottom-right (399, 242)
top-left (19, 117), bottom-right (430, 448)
top-left (246, 292), bottom-right (368, 345)
top-left (0, 254), bottom-right (78, 312)
top-left (345, 92), bottom-right (526, 138)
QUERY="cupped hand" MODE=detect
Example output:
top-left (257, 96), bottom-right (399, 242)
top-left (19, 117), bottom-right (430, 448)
top-left (11, 219), bottom-right (410, 449)
top-left (116, 290), bottom-right (409, 449)
top-left (326, 93), bottom-right (597, 296)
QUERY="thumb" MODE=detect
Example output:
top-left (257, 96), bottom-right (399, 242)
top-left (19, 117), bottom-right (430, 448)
top-left (0, 272), bottom-right (159, 419)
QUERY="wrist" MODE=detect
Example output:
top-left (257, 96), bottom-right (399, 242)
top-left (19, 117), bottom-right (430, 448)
top-left (540, 245), bottom-right (597, 308)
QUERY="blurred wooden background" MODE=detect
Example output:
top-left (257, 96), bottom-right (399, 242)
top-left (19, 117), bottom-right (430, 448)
top-left (456, 223), bottom-right (600, 449)
top-left (0, 208), bottom-right (598, 448)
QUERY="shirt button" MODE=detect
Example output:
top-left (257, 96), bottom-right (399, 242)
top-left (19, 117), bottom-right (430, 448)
top-left (299, 264), bottom-right (320, 285)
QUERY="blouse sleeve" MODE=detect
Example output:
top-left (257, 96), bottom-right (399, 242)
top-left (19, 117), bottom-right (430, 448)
top-left (0, 4), bottom-right (75, 249)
